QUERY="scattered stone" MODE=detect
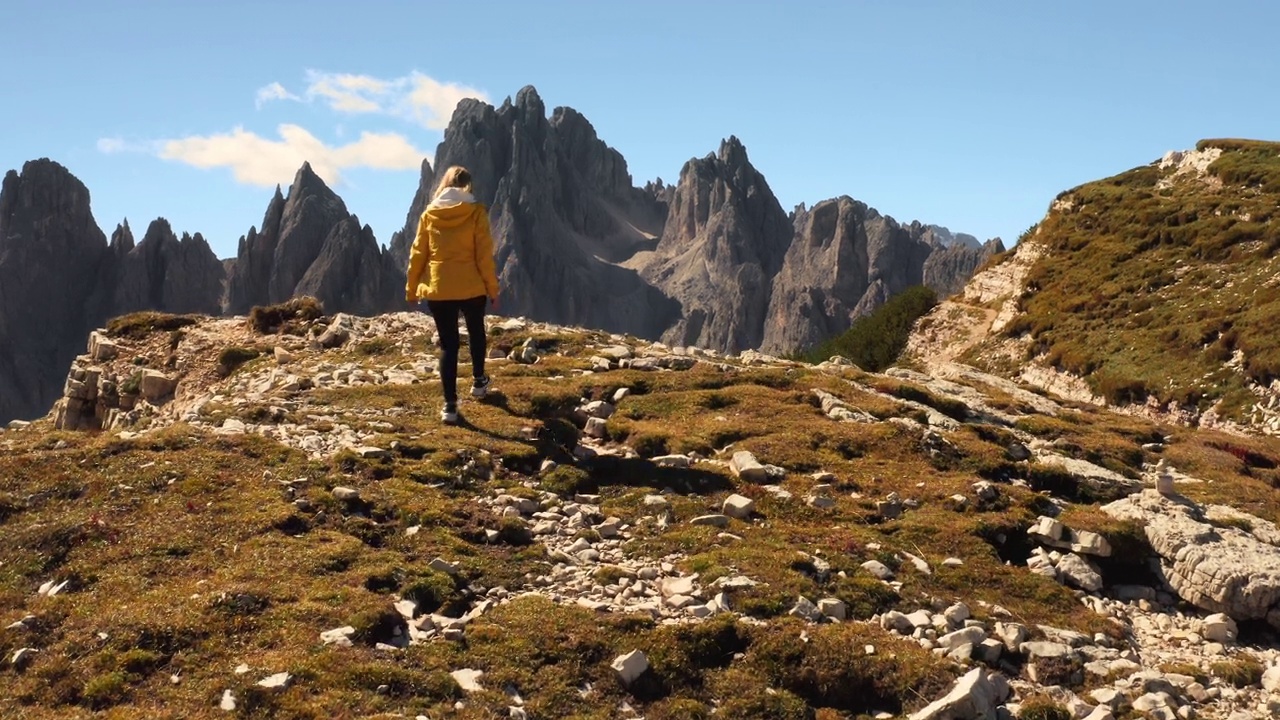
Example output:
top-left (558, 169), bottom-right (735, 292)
top-left (722, 493), bottom-right (754, 519)
top-left (861, 560), bottom-right (895, 581)
top-left (652, 454), bottom-right (691, 469)
top-left (10, 647), bottom-right (37, 669)
top-left (430, 557), bottom-right (459, 575)
top-left (908, 668), bottom-right (1000, 720)
top-left (452, 668), bottom-right (485, 693)
top-left (257, 672), bottom-right (292, 689)
top-left (321, 626), bottom-right (355, 647)
top-left (583, 417), bottom-right (609, 439)
top-left (817, 598), bottom-right (847, 621)
top-left (942, 557), bottom-right (965, 568)
top-left (220, 689), bottom-right (237, 711)
top-left (611, 650), bottom-right (649, 685)
top-left (274, 347), bottom-right (294, 365)
top-left (690, 514), bottom-right (730, 528)
top-left (789, 596), bottom-right (822, 622)
top-left (730, 451), bottom-right (768, 483)
top-left (356, 446), bottom-right (389, 459)
top-left (1201, 613), bottom-right (1237, 644)
top-left (332, 486), bottom-right (359, 501)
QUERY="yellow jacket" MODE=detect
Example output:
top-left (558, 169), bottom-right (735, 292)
top-left (405, 188), bottom-right (499, 302)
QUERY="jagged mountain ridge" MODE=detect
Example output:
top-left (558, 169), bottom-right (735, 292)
top-left (0, 85), bottom-right (994, 423)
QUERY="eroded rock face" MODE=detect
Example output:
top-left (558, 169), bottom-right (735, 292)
top-left (0, 159), bottom-right (112, 423)
top-left (643, 136), bottom-right (793, 353)
top-left (225, 163), bottom-right (401, 316)
top-left (428, 87), bottom-right (678, 339)
top-left (112, 218), bottom-right (225, 316)
top-left (1103, 490), bottom-right (1280, 629)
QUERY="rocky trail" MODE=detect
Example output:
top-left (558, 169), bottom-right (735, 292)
top-left (4, 307), bottom-right (1280, 719)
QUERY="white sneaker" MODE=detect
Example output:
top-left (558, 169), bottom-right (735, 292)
top-left (471, 375), bottom-right (491, 398)
top-left (441, 404), bottom-right (458, 424)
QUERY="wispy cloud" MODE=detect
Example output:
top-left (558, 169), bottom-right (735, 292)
top-left (97, 137), bottom-right (158, 154)
top-left (256, 70), bottom-right (487, 129)
top-left (254, 81), bottom-right (301, 109)
top-left (154, 124), bottom-right (427, 187)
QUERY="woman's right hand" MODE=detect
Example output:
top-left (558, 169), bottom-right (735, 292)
top-left (489, 295), bottom-right (500, 313)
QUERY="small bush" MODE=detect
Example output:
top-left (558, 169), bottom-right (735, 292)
top-left (540, 465), bottom-right (592, 497)
top-left (1018, 695), bottom-right (1072, 720)
top-left (248, 296), bottom-right (323, 334)
top-left (1211, 657), bottom-right (1264, 688)
top-left (217, 346), bottom-right (261, 377)
top-left (120, 371), bottom-right (143, 395)
top-left (106, 312), bottom-right (199, 339)
top-left (354, 337), bottom-right (395, 356)
top-left (798, 285), bottom-right (938, 370)
top-left (401, 570), bottom-right (456, 614)
top-left (82, 671), bottom-right (127, 709)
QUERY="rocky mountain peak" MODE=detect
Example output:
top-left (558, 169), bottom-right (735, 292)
top-left (0, 158), bottom-right (111, 424)
top-left (109, 220), bottom-right (135, 256)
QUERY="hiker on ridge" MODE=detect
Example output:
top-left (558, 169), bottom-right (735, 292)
top-left (405, 165), bottom-right (500, 425)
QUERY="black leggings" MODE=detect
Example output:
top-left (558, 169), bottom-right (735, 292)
top-left (426, 296), bottom-right (488, 405)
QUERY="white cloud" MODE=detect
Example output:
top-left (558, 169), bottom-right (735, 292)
top-left (287, 70), bottom-right (487, 129)
top-left (255, 81), bottom-right (301, 108)
top-left (97, 137), bottom-right (158, 154)
top-left (156, 124), bottom-right (427, 187)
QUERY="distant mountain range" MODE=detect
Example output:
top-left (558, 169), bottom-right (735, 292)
top-left (0, 85), bottom-right (1000, 424)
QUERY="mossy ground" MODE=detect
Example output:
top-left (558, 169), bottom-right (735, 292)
top-left (6, 321), bottom-right (1280, 717)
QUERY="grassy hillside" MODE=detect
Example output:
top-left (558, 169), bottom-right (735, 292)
top-left (5, 311), bottom-right (1280, 717)
top-left (998, 139), bottom-right (1280, 415)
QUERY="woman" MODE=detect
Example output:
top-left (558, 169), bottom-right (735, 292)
top-left (405, 166), bottom-right (500, 424)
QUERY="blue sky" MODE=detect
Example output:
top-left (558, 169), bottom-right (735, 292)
top-left (3, 0), bottom-right (1276, 259)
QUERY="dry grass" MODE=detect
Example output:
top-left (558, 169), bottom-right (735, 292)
top-left (6, 318), bottom-right (1280, 717)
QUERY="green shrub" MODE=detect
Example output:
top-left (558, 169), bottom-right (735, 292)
top-left (248, 296), bottom-right (324, 334)
top-left (798, 285), bottom-right (938, 370)
top-left (1018, 695), bottom-right (1072, 720)
top-left (106, 312), bottom-right (199, 339)
top-left (216, 346), bottom-right (260, 377)
top-left (540, 465), bottom-right (592, 497)
top-left (82, 671), bottom-right (127, 709)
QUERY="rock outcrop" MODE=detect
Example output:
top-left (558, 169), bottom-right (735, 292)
top-left (0, 159), bottom-right (113, 424)
top-left (111, 218), bottom-right (225, 315)
top-left (642, 137), bottom-right (793, 352)
top-left (224, 163), bottom-right (400, 316)
top-left (1103, 490), bottom-right (1280, 629)
top-left (427, 86), bottom-right (678, 338)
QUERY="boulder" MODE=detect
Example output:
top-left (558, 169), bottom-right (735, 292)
top-left (1103, 490), bottom-right (1280, 629)
top-left (729, 451), bottom-right (768, 483)
top-left (908, 667), bottom-right (1000, 720)
top-left (611, 650), bottom-right (649, 686)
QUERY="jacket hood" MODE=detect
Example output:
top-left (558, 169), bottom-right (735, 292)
top-left (424, 187), bottom-right (481, 227)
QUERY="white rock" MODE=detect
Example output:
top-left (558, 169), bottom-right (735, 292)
top-left (10, 647), bottom-right (37, 668)
top-left (611, 650), bottom-right (649, 685)
top-left (861, 560), bottom-right (895, 581)
top-left (690, 514), bottom-right (730, 528)
top-left (722, 493), bottom-right (755, 519)
top-left (452, 668), bottom-right (485, 693)
top-left (908, 668), bottom-right (999, 720)
top-left (332, 486), bottom-right (360, 501)
top-left (430, 557), bottom-right (459, 575)
top-left (789, 596), bottom-right (822, 622)
top-left (257, 672), bottom-right (292, 689)
top-left (1263, 664), bottom-right (1280, 693)
top-left (220, 689), bottom-right (237, 711)
top-left (942, 557), bottom-right (964, 568)
top-left (817, 598), bottom-right (847, 621)
top-left (320, 626), bottom-right (356, 647)
top-left (1202, 613), bottom-right (1237, 644)
top-left (729, 451), bottom-right (768, 483)
top-left (584, 417), bottom-right (609, 439)
top-left (938, 626), bottom-right (987, 651)
top-left (652, 455), bottom-right (690, 469)
top-left (660, 576), bottom-right (696, 597)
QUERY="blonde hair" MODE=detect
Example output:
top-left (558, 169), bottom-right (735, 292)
top-left (435, 165), bottom-right (473, 198)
